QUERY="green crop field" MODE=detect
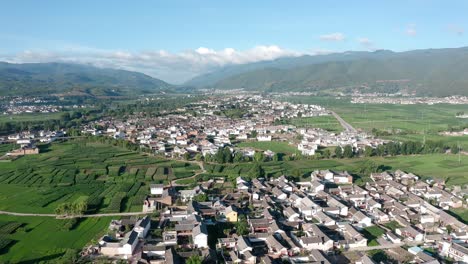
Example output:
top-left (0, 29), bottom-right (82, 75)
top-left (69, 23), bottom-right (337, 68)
top-left (237, 141), bottom-right (298, 154)
top-left (287, 115), bottom-right (343, 132)
top-left (0, 215), bottom-right (111, 263)
top-left (0, 139), bottom-right (199, 214)
top-left (0, 144), bottom-right (17, 156)
top-left (283, 96), bottom-right (468, 148)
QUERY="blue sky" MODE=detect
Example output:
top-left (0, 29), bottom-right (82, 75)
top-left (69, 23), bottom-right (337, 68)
top-left (1, 0), bottom-right (467, 83)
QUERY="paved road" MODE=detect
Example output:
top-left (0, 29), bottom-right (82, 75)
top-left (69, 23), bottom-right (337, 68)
top-left (331, 111), bottom-right (357, 133)
top-left (0, 210), bottom-right (149, 218)
top-left (347, 242), bottom-right (405, 251)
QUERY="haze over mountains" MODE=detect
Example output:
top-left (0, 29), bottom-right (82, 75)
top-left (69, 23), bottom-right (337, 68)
top-left (2, 46), bottom-right (468, 96)
top-left (0, 62), bottom-right (172, 96)
top-left (186, 46), bottom-right (468, 96)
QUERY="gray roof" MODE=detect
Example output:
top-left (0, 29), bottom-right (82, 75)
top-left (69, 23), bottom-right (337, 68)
top-left (126, 231), bottom-right (138, 245)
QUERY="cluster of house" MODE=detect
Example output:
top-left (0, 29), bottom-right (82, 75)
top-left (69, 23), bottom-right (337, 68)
top-left (78, 94), bottom-right (392, 159)
top-left (0, 96), bottom-right (65, 114)
top-left (85, 216), bottom-right (151, 260)
top-left (0, 130), bottom-right (66, 157)
top-left (297, 128), bottom-right (386, 156)
top-left (351, 95), bottom-right (468, 105)
top-left (79, 96), bottom-right (328, 156)
top-left (86, 168), bottom-right (467, 263)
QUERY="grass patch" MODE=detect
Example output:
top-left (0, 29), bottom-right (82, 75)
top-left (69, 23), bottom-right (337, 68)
top-left (238, 141), bottom-right (298, 154)
top-left (383, 221), bottom-right (402, 232)
top-left (362, 226), bottom-right (385, 246)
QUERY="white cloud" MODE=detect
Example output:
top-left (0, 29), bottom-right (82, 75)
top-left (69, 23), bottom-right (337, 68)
top-left (357, 38), bottom-right (372, 46)
top-left (406, 24), bottom-right (417, 36)
top-left (319, 32), bottom-right (345, 41)
top-left (0, 45), bottom-right (301, 84)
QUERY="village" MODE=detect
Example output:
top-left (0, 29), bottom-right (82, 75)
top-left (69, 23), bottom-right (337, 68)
top-left (0, 95), bottom-right (466, 263)
top-left (74, 95), bottom-right (385, 159)
top-left (81, 168), bottom-right (467, 263)
top-left (0, 96), bottom-right (67, 115)
top-left (350, 96), bottom-right (468, 105)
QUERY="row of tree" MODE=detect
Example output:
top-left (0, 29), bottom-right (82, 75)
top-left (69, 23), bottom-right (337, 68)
top-left (329, 140), bottom-right (455, 159)
top-left (201, 147), bottom-right (281, 164)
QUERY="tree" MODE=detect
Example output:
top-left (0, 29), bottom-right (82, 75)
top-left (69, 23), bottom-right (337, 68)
top-left (215, 148), bottom-right (226, 163)
top-left (376, 145), bottom-right (386, 156)
top-left (272, 153), bottom-right (280, 162)
top-left (343, 145), bottom-right (354, 158)
top-left (253, 151), bottom-right (264, 162)
top-left (358, 160), bottom-right (383, 175)
top-left (364, 146), bottom-right (375, 157)
top-left (322, 149), bottom-right (331, 159)
top-left (56, 248), bottom-right (80, 264)
top-left (292, 168), bottom-right (302, 178)
top-left (335, 146), bottom-right (343, 158)
top-left (194, 153), bottom-right (204, 161)
top-left (223, 147), bottom-right (233, 163)
top-left (187, 255), bottom-right (203, 264)
top-left (233, 152), bottom-right (245, 163)
top-left (249, 163), bottom-right (265, 179)
top-left (183, 152), bottom-right (191, 160)
top-left (250, 130), bottom-right (258, 138)
top-left (236, 215), bottom-right (249, 235)
top-left (451, 144), bottom-right (460, 154)
top-left (193, 193), bottom-right (208, 202)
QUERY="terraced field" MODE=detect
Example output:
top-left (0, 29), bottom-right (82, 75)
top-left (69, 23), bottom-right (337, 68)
top-left (0, 215), bottom-right (112, 263)
top-left (0, 140), bottom-right (199, 214)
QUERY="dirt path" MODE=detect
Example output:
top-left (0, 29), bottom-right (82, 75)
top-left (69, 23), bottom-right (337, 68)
top-left (170, 160), bottom-right (206, 186)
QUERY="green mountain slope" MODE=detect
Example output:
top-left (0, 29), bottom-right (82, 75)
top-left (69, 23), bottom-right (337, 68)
top-left (198, 47), bottom-right (468, 96)
top-left (184, 50), bottom-right (397, 87)
top-left (0, 62), bottom-right (173, 96)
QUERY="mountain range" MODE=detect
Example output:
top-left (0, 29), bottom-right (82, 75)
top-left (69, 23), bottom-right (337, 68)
top-left (0, 62), bottom-right (172, 96)
top-left (185, 47), bottom-right (468, 96)
top-left (2, 46), bottom-right (468, 97)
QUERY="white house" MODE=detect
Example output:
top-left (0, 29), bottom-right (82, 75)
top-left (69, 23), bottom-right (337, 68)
top-left (100, 231), bottom-right (139, 257)
top-left (439, 241), bottom-right (468, 263)
top-left (396, 226), bottom-right (423, 242)
top-left (150, 184), bottom-right (164, 195)
top-left (192, 224), bottom-right (208, 248)
top-left (133, 216), bottom-right (151, 238)
top-left (257, 135), bottom-right (272, 142)
top-left (351, 210), bottom-right (373, 228)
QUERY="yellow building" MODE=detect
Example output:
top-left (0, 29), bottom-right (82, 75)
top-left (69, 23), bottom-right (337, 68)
top-left (225, 205), bottom-right (238, 222)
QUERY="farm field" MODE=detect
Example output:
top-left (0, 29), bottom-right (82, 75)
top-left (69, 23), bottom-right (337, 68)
top-left (0, 143), bottom-right (17, 156)
top-left (237, 141), bottom-right (298, 154)
top-left (0, 139), bottom-right (200, 214)
top-left (283, 96), bottom-right (468, 148)
top-left (0, 215), bottom-right (111, 263)
top-left (287, 115), bottom-right (343, 132)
